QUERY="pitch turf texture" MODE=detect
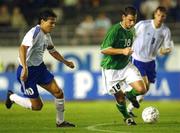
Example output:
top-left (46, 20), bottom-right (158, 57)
top-left (0, 101), bottom-right (180, 133)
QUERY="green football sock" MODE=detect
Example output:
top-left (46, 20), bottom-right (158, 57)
top-left (126, 88), bottom-right (140, 98)
top-left (116, 102), bottom-right (130, 119)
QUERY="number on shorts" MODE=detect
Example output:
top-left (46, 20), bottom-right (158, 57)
top-left (25, 88), bottom-right (34, 95)
top-left (112, 83), bottom-right (121, 92)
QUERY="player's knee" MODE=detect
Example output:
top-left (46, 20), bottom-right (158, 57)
top-left (115, 96), bottom-right (125, 103)
top-left (138, 87), bottom-right (147, 95)
top-left (31, 103), bottom-right (43, 111)
top-left (117, 98), bottom-right (125, 103)
top-left (53, 89), bottom-right (64, 99)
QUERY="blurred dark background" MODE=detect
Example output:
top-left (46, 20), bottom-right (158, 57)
top-left (0, 0), bottom-right (179, 47)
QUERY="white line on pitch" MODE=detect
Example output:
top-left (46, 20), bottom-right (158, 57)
top-left (86, 123), bottom-right (130, 133)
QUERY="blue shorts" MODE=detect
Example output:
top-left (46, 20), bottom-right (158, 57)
top-left (132, 58), bottom-right (156, 83)
top-left (16, 62), bottom-right (54, 98)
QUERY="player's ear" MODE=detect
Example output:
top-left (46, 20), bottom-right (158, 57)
top-left (40, 19), bottom-right (43, 24)
top-left (122, 14), bottom-right (126, 20)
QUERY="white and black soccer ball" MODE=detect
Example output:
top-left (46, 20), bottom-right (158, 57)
top-left (142, 106), bottom-right (159, 123)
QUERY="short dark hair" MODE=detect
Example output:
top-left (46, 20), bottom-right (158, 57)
top-left (154, 6), bottom-right (167, 14)
top-left (122, 6), bottom-right (137, 16)
top-left (152, 6), bottom-right (167, 18)
top-left (38, 9), bottom-right (57, 24)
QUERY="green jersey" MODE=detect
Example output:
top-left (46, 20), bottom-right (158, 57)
top-left (101, 22), bottom-right (135, 69)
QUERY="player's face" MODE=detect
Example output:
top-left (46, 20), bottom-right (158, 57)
top-left (154, 10), bottom-right (166, 26)
top-left (122, 14), bottom-right (137, 29)
top-left (41, 17), bottom-right (56, 33)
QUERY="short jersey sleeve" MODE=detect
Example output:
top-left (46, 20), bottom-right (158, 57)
top-left (21, 30), bottom-right (33, 46)
top-left (134, 21), bottom-right (144, 36)
top-left (21, 26), bottom-right (41, 47)
top-left (163, 27), bottom-right (174, 49)
top-left (101, 25), bottom-right (118, 50)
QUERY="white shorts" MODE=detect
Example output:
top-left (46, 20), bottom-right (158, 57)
top-left (101, 62), bottom-right (142, 95)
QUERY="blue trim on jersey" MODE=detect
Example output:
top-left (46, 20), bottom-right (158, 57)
top-left (33, 26), bottom-right (41, 39)
top-left (16, 62), bottom-right (54, 98)
top-left (132, 58), bottom-right (156, 83)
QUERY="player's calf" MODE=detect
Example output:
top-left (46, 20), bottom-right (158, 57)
top-left (128, 111), bottom-right (137, 118)
top-left (125, 92), bottom-right (140, 108)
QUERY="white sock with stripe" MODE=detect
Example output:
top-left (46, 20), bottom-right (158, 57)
top-left (55, 98), bottom-right (64, 124)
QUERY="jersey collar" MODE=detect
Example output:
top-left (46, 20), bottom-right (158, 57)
top-left (119, 22), bottom-right (132, 31)
top-left (151, 19), bottom-right (164, 30)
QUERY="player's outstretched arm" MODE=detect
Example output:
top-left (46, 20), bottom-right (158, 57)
top-left (49, 50), bottom-right (75, 69)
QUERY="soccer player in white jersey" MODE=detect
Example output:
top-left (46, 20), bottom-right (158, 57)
top-left (127, 6), bottom-right (174, 117)
top-left (5, 9), bottom-right (75, 127)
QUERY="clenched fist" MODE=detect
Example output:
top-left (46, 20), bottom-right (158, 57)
top-left (123, 47), bottom-right (133, 56)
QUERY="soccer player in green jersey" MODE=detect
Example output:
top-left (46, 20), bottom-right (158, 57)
top-left (101, 6), bottom-right (147, 125)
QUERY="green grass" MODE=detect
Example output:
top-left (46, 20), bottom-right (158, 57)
top-left (0, 100), bottom-right (180, 133)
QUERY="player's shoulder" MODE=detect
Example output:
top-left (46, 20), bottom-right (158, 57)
top-left (137, 20), bottom-right (151, 26)
top-left (106, 23), bottom-right (120, 34)
top-left (156, 23), bottom-right (171, 36)
top-left (135, 20), bottom-right (151, 29)
top-left (32, 25), bottom-right (41, 39)
top-left (161, 23), bottom-right (171, 31)
top-left (25, 25), bottom-right (41, 39)
top-left (111, 23), bottom-right (120, 30)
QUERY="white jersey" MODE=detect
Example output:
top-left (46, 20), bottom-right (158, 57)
top-left (132, 20), bottom-right (173, 62)
top-left (18, 25), bottom-right (54, 66)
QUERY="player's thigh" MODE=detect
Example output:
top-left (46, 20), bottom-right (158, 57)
top-left (102, 68), bottom-right (125, 95)
top-left (142, 76), bottom-right (150, 89)
top-left (125, 63), bottom-right (146, 94)
top-left (39, 79), bottom-right (63, 98)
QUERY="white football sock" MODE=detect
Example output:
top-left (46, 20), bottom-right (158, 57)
top-left (10, 94), bottom-right (32, 109)
top-left (137, 95), bottom-right (144, 102)
top-left (127, 102), bottom-right (134, 112)
top-left (55, 98), bottom-right (64, 124)
top-left (127, 95), bottom-right (145, 112)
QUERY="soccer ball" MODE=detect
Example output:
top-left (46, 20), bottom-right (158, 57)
top-left (142, 106), bottom-right (159, 123)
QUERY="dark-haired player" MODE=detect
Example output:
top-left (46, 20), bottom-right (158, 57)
top-left (101, 6), bottom-right (146, 125)
top-left (5, 9), bottom-right (75, 128)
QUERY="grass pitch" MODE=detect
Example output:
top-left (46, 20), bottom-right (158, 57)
top-left (0, 100), bottom-right (180, 133)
